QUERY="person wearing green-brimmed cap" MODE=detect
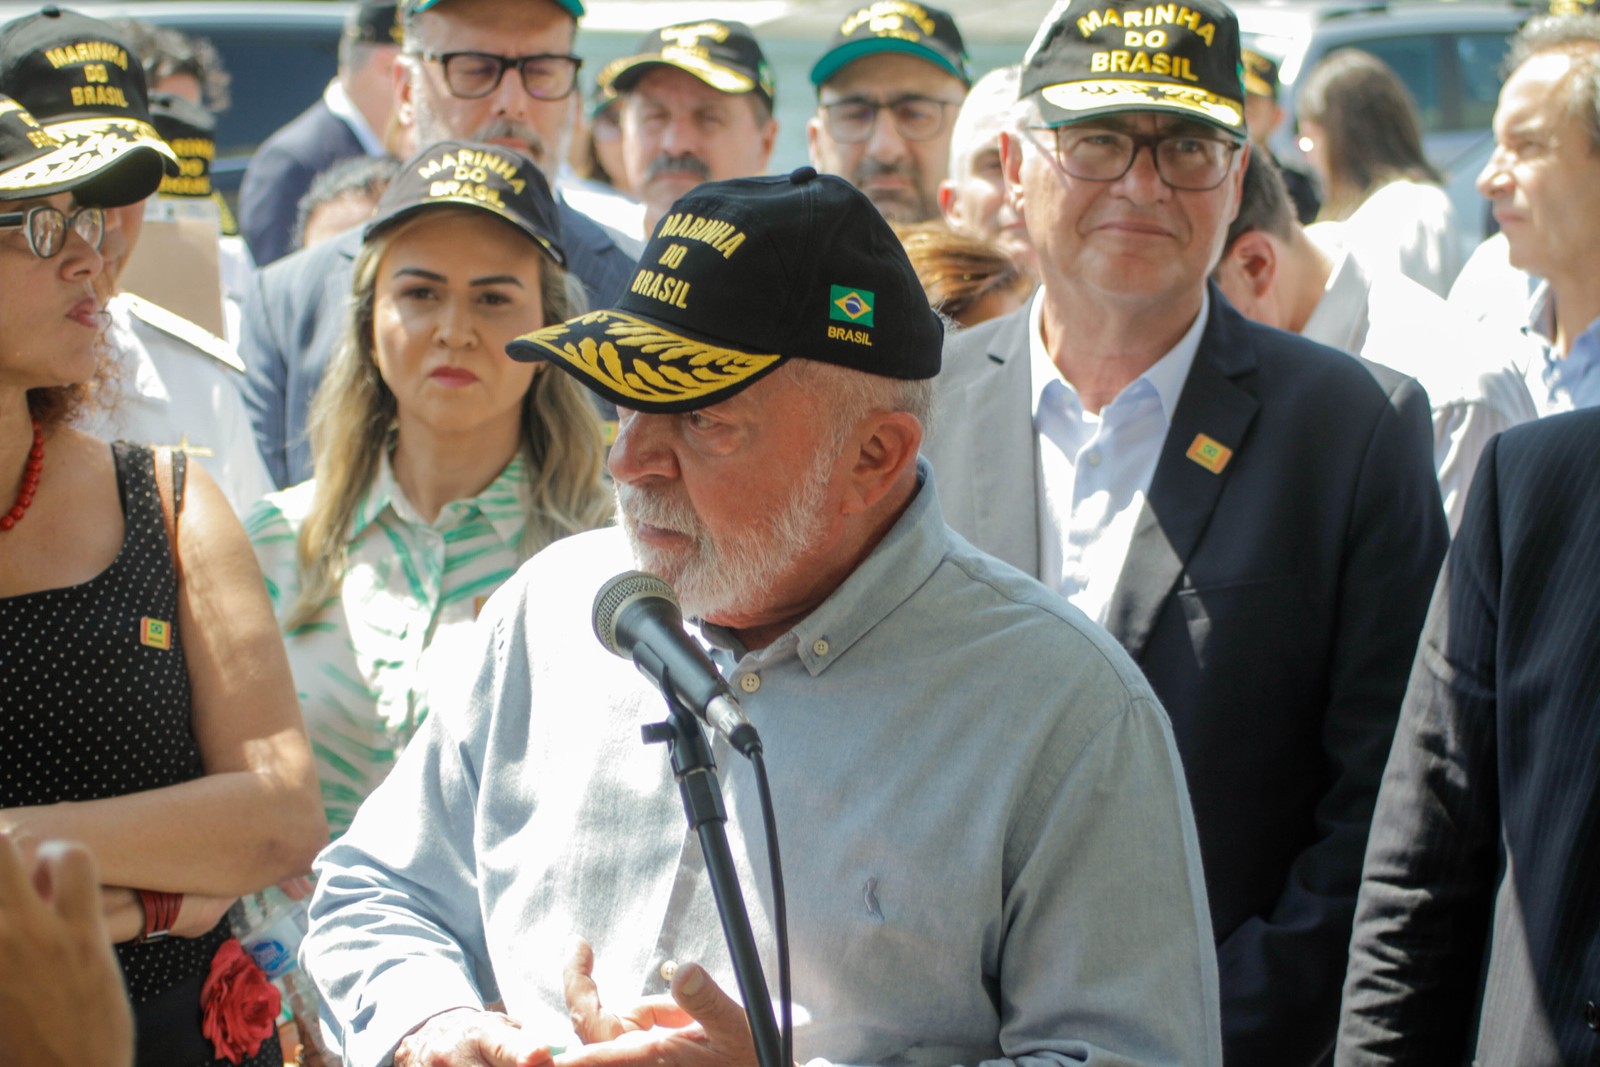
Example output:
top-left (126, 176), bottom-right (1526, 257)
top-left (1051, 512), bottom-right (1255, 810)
top-left (806, 1), bottom-right (971, 224)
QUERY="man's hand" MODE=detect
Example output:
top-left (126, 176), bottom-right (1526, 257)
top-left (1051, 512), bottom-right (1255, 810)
top-left (0, 835), bottom-right (134, 1067)
top-left (561, 940), bottom-right (767, 1067)
top-left (393, 1006), bottom-right (557, 1067)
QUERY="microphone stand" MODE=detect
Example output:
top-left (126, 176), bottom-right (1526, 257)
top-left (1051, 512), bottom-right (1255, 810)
top-left (641, 684), bottom-right (783, 1067)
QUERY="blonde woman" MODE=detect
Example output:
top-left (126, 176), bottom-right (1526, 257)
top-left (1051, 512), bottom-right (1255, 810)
top-left (246, 141), bottom-right (613, 840)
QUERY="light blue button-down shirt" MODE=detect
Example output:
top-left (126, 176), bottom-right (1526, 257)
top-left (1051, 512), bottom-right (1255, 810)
top-left (1029, 291), bottom-right (1206, 625)
top-left (1523, 282), bottom-right (1600, 416)
top-left (304, 464), bottom-right (1221, 1067)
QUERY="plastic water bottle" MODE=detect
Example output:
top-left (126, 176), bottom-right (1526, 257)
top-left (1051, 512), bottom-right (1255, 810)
top-left (229, 888), bottom-right (339, 1065)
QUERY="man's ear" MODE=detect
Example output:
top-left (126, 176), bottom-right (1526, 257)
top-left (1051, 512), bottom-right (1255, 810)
top-left (937, 179), bottom-right (957, 223)
top-left (999, 130), bottom-right (1025, 219)
top-left (805, 114), bottom-right (824, 167)
top-left (394, 52), bottom-right (416, 131)
top-left (840, 411), bottom-right (923, 516)
top-left (1212, 230), bottom-right (1280, 325)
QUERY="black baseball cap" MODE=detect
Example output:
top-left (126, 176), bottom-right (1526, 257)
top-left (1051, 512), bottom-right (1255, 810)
top-left (1242, 49), bottom-right (1279, 100)
top-left (408, 0), bottom-right (584, 16)
top-left (149, 91), bottom-right (213, 198)
top-left (599, 20), bottom-right (775, 109)
top-left (0, 6), bottom-right (179, 206)
top-left (348, 1), bottom-right (403, 46)
top-left (365, 139), bottom-right (564, 265)
top-left (810, 2), bottom-right (971, 89)
top-left (507, 167), bottom-right (941, 413)
top-left (1020, 0), bottom-right (1245, 135)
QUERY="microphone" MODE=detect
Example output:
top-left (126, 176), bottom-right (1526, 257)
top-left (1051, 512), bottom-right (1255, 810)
top-left (593, 571), bottom-right (762, 757)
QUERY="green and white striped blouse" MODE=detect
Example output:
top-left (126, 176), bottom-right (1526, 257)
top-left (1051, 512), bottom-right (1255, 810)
top-left (246, 453), bottom-right (534, 838)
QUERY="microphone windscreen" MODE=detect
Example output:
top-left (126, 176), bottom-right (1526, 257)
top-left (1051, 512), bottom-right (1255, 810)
top-left (592, 570), bottom-right (678, 657)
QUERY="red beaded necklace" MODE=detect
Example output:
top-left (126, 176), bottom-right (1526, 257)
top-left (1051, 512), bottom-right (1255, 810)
top-left (1, 419), bottom-right (43, 532)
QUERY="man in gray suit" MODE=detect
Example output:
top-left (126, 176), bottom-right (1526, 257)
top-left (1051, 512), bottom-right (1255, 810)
top-left (921, 0), bottom-right (1447, 1062)
top-left (239, 0), bottom-right (636, 488)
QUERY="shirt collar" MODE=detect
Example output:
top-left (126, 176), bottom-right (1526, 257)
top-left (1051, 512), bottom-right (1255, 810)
top-left (350, 450), bottom-right (530, 548)
top-left (700, 459), bottom-right (950, 677)
top-left (323, 78), bottom-right (386, 157)
top-left (1026, 287), bottom-right (1209, 424)
top-left (1301, 234), bottom-right (1372, 355)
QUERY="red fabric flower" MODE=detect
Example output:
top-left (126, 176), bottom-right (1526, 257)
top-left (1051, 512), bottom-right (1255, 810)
top-left (201, 937), bottom-right (282, 1064)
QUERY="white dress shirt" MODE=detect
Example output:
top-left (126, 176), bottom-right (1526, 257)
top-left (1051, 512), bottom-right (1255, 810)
top-left (1029, 289), bottom-right (1206, 625)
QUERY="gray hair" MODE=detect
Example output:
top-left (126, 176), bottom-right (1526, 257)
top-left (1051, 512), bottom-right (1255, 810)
top-left (948, 65), bottom-right (1023, 175)
top-left (1505, 14), bottom-right (1600, 153)
top-left (788, 357), bottom-right (939, 446)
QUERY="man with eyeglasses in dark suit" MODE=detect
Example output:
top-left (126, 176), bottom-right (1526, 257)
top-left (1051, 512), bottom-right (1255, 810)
top-left (806, 2), bottom-right (971, 224)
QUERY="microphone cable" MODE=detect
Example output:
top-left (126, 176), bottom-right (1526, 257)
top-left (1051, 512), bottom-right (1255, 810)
top-left (748, 746), bottom-right (792, 1067)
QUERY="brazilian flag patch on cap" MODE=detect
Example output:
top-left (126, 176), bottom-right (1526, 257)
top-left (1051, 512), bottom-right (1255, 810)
top-left (830, 286), bottom-right (874, 327)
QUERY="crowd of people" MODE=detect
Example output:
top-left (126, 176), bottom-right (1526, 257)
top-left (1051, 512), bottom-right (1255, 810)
top-left (2, 0), bottom-right (1598, 1066)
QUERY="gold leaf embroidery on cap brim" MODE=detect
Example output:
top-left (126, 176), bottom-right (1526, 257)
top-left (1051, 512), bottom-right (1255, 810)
top-left (1042, 80), bottom-right (1243, 127)
top-left (0, 122), bottom-right (149, 191)
top-left (526, 310), bottom-right (780, 403)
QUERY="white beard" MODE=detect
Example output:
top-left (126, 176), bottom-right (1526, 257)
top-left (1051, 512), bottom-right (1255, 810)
top-left (616, 446), bottom-right (834, 622)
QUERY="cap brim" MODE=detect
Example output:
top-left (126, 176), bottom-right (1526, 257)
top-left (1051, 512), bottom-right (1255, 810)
top-left (414, 0), bottom-right (582, 14)
top-left (1036, 80), bottom-right (1244, 133)
top-left (507, 309), bottom-right (782, 413)
top-left (0, 117), bottom-right (176, 206)
top-left (364, 198), bottom-right (565, 266)
top-left (604, 54), bottom-right (760, 98)
top-left (811, 38), bottom-right (968, 88)
top-left (1242, 72), bottom-right (1273, 97)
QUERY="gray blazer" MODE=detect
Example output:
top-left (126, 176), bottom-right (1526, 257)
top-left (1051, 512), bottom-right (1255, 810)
top-left (923, 289), bottom-right (1448, 1067)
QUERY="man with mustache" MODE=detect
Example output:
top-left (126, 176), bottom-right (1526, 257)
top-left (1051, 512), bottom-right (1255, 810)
top-left (301, 169), bottom-right (1222, 1067)
top-left (922, 0), bottom-right (1447, 1061)
top-left (600, 20), bottom-right (778, 235)
top-left (238, 0), bottom-right (637, 488)
top-left (807, 1), bottom-right (971, 223)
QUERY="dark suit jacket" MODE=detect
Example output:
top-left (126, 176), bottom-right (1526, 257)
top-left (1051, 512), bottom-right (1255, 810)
top-left (239, 97), bottom-right (366, 267)
top-left (923, 290), bottom-right (1448, 1065)
top-left (1337, 409), bottom-right (1600, 1067)
top-left (240, 198), bottom-right (637, 487)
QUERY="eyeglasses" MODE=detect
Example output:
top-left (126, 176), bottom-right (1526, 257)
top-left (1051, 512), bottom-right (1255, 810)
top-left (0, 205), bottom-right (105, 259)
top-left (422, 50), bottom-right (582, 100)
top-left (1031, 126), bottom-right (1244, 191)
top-left (819, 95), bottom-right (962, 144)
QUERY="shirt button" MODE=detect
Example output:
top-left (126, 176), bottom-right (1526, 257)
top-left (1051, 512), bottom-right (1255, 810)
top-left (1585, 999), bottom-right (1600, 1031)
top-left (739, 673), bottom-right (761, 694)
top-left (659, 960), bottom-right (677, 982)
top-left (1085, 450), bottom-right (1102, 467)
top-left (812, 638), bottom-right (830, 657)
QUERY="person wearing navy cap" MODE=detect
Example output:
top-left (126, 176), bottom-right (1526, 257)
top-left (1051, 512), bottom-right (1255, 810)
top-left (807, 1), bottom-right (972, 223)
top-left (0, 5), bottom-right (274, 514)
top-left (302, 166), bottom-right (1220, 1067)
top-left (923, 0), bottom-right (1448, 1062)
top-left (238, 0), bottom-right (639, 493)
top-left (598, 19), bottom-right (778, 234)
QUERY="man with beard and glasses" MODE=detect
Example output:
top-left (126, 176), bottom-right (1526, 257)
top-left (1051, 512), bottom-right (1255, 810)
top-left (301, 168), bottom-right (1222, 1067)
top-left (598, 20), bottom-right (778, 237)
top-left (807, 1), bottom-right (971, 224)
top-left (238, 0), bottom-right (638, 489)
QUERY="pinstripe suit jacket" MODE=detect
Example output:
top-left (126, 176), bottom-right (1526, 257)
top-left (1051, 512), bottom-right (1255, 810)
top-left (1337, 409), bottom-right (1600, 1066)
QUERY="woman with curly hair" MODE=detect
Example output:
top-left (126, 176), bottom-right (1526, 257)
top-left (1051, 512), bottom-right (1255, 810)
top-left (0, 92), bottom-right (325, 1067)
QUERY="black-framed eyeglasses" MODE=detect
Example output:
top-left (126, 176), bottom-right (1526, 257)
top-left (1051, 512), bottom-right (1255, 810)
top-left (421, 50), bottom-right (582, 100)
top-left (0, 204), bottom-right (105, 259)
top-left (1030, 125), bottom-right (1243, 191)
top-left (819, 95), bottom-right (963, 144)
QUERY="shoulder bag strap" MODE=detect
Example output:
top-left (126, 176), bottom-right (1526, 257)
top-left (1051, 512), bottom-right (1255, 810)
top-left (153, 447), bottom-right (187, 586)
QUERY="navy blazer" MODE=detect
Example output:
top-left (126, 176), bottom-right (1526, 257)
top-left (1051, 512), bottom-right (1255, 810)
top-left (240, 198), bottom-right (637, 487)
top-left (923, 289), bottom-right (1448, 1065)
top-left (239, 97), bottom-right (366, 267)
top-left (1338, 409), bottom-right (1600, 1066)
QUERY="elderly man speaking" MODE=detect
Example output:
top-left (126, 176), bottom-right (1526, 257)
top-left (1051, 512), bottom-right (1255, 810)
top-left (302, 168), bottom-right (1222, 1067)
